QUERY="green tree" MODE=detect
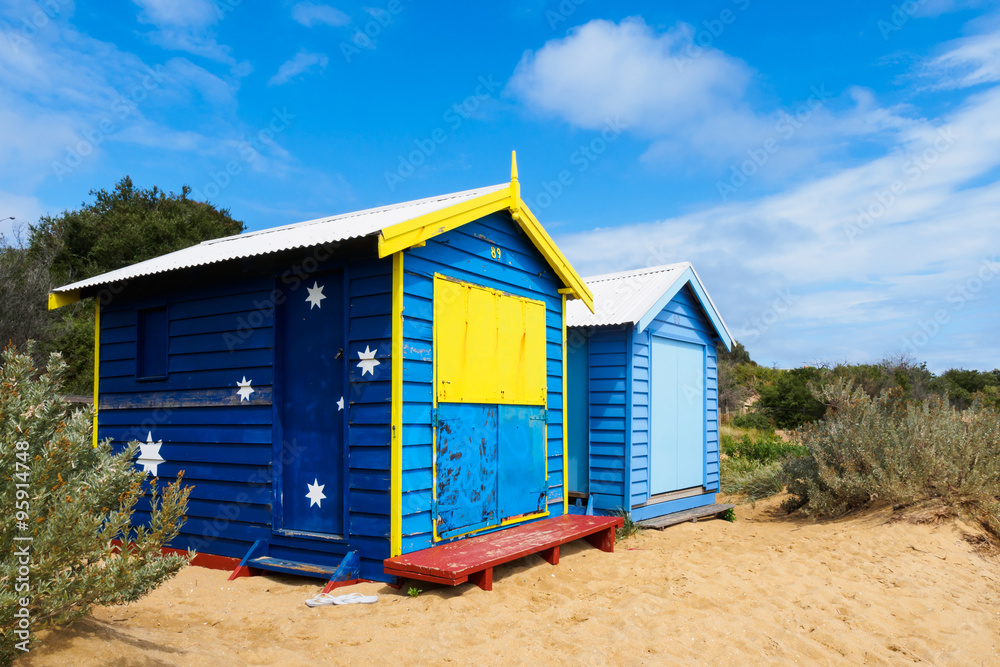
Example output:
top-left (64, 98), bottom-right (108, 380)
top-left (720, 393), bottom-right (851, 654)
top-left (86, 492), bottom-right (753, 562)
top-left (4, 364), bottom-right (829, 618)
top-left (756, 367), bottom-right (828, 429)
top-left (28, 177), bottom-right (245, 393)
top-left (0, 346), bottom-right (190, 661)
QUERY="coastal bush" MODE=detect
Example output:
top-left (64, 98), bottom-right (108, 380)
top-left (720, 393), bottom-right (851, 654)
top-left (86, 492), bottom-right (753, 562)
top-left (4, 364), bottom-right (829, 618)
top-left (729, 411), bottom-right (775, 432)
top-left (720, 427), bottom-right (807, 500)
top-left (0, 346), bottom-right (190, 661)
top-left (783, 380), bottom-right (1000, 537)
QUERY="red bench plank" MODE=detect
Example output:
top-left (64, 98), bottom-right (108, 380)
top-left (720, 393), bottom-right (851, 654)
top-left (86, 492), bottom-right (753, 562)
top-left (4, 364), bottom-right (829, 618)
top-left (384, 514), bottom-right (623, 589)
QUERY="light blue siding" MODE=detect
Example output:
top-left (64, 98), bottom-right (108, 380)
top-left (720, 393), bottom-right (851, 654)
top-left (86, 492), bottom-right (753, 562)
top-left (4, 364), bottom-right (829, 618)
top-left (569, 282), bottom-right (723, 519)
top-left (633, 284), bottom-right (721, 503)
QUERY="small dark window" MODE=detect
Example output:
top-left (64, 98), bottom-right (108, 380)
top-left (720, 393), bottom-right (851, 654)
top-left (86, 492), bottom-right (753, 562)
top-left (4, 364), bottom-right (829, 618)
top-left (137, 307), bottom-right (168, 378)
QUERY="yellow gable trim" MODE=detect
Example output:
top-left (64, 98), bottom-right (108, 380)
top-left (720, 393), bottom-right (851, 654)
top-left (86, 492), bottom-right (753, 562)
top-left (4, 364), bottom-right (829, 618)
top-left (377, 187), bottom-right (512, 258)
top-left (511, 199), bottom-right (595, 312)
top-left (48, 290), bottom-right (80, 310)
top-left (377, 182), bottom-right (595, 312)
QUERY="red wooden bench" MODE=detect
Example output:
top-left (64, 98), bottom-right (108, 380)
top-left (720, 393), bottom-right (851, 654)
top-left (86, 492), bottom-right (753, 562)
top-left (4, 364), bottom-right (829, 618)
top-left (383, 514), bottom-right (624, 591)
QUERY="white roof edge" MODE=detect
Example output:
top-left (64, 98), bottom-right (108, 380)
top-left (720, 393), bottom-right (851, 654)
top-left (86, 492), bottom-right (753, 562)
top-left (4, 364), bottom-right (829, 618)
top-left (582, 261), bottom-right (691, 288)
top-left (686, 264), bottom-right (734, 348)
top-left (53, 182), bottom-right (510, 293)
top-left (566, 262), bottom-right (732, 347)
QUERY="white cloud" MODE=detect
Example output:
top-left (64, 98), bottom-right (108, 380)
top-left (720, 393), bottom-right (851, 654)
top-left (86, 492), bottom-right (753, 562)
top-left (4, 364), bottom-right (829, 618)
top-left (555, 77), bottom-right (1000, 371)
top-left (131, 0), bottom-right (250, 71)
top-left (508, 17), bottom-right (915, 176)
top-left (292, 2), bottom-right (350, 27)
top-left (508, 18), bottom-right (754, 135)
top-left (132, 0), bottom-right (218, 29)
top-left (268, 49), bottom-right (328, 86)
top-left (927, 27), bottom-right (1000, 88)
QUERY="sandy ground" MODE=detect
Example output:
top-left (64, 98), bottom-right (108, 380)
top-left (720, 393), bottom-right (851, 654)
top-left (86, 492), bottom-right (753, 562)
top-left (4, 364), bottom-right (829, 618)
top-left (19, 496), bottom-right (1000, 666)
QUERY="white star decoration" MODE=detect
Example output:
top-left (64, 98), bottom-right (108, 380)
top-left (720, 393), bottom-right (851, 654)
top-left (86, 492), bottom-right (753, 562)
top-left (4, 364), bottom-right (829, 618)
top-left (137, 431), bottom-right (165, 477)
top-left (306, 479), bottom-right (327, 508)
top-left (357, 346), bottom-right (380, 376)
top-left (337, 396), bottom-right (344, 411)
top-left (305, 281), bottom-right (326, 310)
top-left (236, 376), bottom-right (254, 402)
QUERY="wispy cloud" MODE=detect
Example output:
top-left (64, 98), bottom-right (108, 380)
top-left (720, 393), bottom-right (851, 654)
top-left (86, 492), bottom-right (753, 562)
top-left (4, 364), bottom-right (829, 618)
top-left (556, 67), bottom-right (1000, 370)
top-left (927, 27), bottom-right (1000, 88)
top-left (292, 2), bottom-right (350, 27)
top-left (131, 0), bottom-right (249, 71)
top-left (268, 49), bottom-right (328, 86)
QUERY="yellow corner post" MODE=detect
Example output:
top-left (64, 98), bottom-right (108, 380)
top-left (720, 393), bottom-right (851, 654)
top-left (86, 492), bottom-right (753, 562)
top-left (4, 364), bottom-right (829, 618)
top-left (561, 293), bottom-right (569, 516)
top-left (390, 252), bottom-right (404, 557)
top-left (92, 299), bottom-right (100, 448)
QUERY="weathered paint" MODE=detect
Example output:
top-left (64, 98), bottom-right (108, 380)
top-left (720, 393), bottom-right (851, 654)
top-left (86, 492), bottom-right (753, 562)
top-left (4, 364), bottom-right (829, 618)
top-left (434, 403), bottom-right (499, 539)
top-left (399, 212), bottom-right (567, 553)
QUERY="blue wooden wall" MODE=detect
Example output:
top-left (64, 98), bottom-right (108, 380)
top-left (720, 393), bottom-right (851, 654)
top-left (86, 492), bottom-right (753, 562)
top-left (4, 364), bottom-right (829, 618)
top-left (577, 283), bottom-right (721, 517)
top-left (584, 327), bottom-right (629, 513)
top-left (399, 211), bottom-right (567, 554)
top-left (100, 277), bottom-right (278, 560)
top-left (98, 258), bottom-right (396, 582)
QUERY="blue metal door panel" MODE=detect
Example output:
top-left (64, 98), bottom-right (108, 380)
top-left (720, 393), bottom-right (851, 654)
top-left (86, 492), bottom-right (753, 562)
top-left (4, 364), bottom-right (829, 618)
top-left (566, 339), bottom-right (590, 494)
top-left (277, 272), bottom-right (345, 535)
top-left (435, 403), bottom-right (498, 539)
top-left (650, 337), bottom-right (705, 495)
top-left (497, 405), bottom-right (547, 520)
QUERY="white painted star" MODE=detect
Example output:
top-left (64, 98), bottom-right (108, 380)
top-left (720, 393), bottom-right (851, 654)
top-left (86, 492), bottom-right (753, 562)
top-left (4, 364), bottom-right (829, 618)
top-left (306, 479), bottom-right (327, 508)
top-left (137, 431), bottom-right (165, 477)
top-left (356, 346), bottom-right (380, 377)
top-left (337, 396), bottom-right (344, 411)
top-left (305, 281), bottom-right (326, 310)
top-left (236, 376), bottom-right (254, 402)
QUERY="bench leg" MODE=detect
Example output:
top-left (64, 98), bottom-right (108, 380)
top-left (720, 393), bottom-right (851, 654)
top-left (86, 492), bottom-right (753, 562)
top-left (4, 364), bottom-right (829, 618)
top-left (540, 545), bottom-right (560, 565)
top-left (585, 526), bottom-right (616, 553)
top-left (468, 568), bottom-right (493, 591)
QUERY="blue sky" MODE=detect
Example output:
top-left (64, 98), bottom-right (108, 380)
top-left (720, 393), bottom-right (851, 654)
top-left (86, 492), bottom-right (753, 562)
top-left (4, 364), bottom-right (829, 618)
top-left (1, 0), bottom-right (998, 372)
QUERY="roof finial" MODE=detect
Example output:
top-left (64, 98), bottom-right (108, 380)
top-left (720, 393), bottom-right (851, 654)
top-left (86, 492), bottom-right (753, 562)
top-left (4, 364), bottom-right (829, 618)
top-left (511, 150), bottom-right (518, 182)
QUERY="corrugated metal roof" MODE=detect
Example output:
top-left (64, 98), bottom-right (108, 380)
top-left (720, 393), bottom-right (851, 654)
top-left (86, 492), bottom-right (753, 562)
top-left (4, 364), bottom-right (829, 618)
top-left (567, 262), bottom-right (733, 347)
top-left (567, 262), bottom-right (690, 327)
top-left (54, 183), bottom-right (509, 293)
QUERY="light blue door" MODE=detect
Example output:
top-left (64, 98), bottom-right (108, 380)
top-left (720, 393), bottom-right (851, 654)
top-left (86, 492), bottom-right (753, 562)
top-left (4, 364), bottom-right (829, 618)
top-left (650, 337), bottom-right (705, 494)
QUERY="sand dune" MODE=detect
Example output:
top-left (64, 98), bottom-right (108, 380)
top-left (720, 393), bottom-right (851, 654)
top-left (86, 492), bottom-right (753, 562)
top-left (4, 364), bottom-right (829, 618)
top-left (20, 496), bottom-right (1000, 665)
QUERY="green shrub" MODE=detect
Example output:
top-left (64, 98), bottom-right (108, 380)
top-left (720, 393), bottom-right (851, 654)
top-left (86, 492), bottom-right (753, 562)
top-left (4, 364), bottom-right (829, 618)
top-left (721, 429), bottom-right (807, 464)
top-left (721, 459), bottom-right (786, 500)
top-left (783, 380), bottom-right (1000, 538)
top-left (0, 346), bottom-right (191, 661)
top-left (720, 427), bottom-right (807, 500)
top-left (756, 367), bottom-right (828, 428)
top-left (729, 412), bottom-right (775, 432)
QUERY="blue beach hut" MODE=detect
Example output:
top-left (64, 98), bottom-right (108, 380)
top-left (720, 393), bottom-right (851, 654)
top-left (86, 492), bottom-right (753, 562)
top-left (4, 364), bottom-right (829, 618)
top-left (47, 156), bottom-right (615, 588)
top-left (565, 263), bottom-right (734, 523)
